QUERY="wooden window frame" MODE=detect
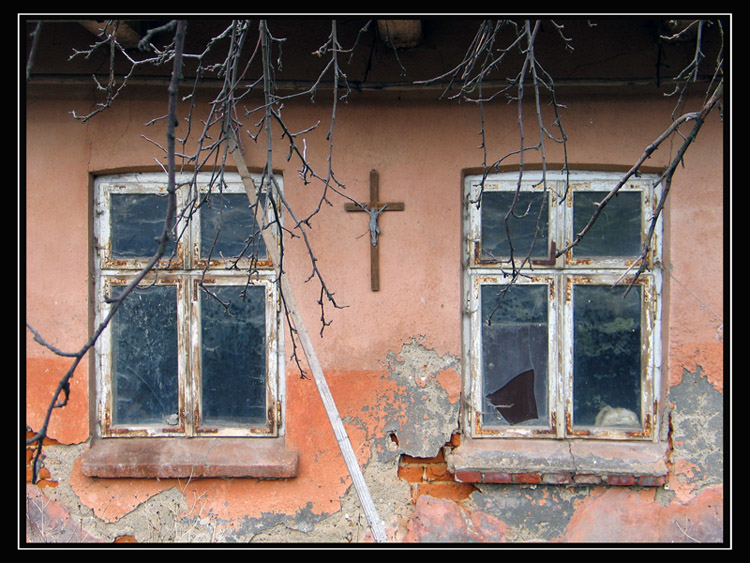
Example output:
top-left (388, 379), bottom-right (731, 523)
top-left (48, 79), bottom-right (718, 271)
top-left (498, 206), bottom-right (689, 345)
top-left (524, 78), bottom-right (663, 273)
top-left (93, 172), bottom-right (284, 440)
top-left (463, 170), bottom-right (664, 442)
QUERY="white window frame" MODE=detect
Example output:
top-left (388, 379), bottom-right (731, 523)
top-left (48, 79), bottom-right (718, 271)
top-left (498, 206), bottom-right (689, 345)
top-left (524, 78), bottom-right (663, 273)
top-left (94, 172), bottom-right (284, 439)
top-left (463, 170), bottom-right (663, 441)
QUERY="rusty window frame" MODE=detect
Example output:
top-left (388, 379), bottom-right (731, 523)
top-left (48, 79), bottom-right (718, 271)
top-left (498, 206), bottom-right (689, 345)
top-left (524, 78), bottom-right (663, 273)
top-left (94, 172), bottom-right (284, 439)
top-left (463, 171), bottom-right (663, 442)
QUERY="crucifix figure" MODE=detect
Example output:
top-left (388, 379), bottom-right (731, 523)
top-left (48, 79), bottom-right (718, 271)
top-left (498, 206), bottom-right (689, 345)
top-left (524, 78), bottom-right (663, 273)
top-left (344, 170), bottom-right (405, 291)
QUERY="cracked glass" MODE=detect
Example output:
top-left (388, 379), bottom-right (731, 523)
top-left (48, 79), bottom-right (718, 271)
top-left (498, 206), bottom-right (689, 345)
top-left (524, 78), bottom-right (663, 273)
top-left (111, 284), bottom-right (179, 425)
top-left (111, 193), bottom-right (176, 259)
top-left (200, 284), bottom-right (267, 426)
top-left (200, 192), bottom-right (267, 261)
top-left (573, 191), bottom-right (641, 258)
top-left (481, 190), bottom-right (549, 261)
top-left (481, 284), bottom-right (549, 427)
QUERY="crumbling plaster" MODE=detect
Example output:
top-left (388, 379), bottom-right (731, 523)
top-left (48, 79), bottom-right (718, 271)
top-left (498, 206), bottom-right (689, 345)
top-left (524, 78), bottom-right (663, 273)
top-left (30, 337), bottom-right (461, 542)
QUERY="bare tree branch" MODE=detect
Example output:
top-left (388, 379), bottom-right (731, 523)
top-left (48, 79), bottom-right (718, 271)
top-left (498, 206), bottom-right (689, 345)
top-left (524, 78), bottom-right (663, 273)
top-left (26, 19), bottom-right (188, 482)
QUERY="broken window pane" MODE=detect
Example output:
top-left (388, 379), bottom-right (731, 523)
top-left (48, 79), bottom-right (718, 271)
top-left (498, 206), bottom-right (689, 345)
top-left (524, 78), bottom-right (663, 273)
top-left (573, 284), bottom-right (642, 427)
top-left (200, 285), bottom-right (267, 426)
top-left (573, 191), bottom-right (641, 258)
top-left (481, 191), bottom-right (549, 261)
top-left (111, 193), bottom-right (175, 259)
top-left (111, 284), bottom-right (179, 425)
top-left (200, 193), bottom-right (267, 261)
top-left (481, 284), bottom-right (548, 426)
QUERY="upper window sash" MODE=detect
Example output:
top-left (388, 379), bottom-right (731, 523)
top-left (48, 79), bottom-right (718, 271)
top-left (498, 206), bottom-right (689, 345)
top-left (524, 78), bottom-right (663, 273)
top-left (466, 175), bottom-right (561, 268)
top-left (95, 172), bottom-right (280, 272)
top-left (465, 171), bottom-right (662, 271)
top-left (191, 182), bottom-right (278, 270)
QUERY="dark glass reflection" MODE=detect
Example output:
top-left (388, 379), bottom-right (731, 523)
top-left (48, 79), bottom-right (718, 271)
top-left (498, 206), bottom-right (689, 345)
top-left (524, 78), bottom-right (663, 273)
top-left (573, 191), bottom-right (641, 258)
top-left (111, 193), bottom-right (175, 259)
top-left (481, 191), bottom-right (548, 261)
top-left (200, 285), bottom-right (267, 426)
top-left (573, 284), bottom-right (642, 427)
top-left (111, 284), bottom-right (179, 425)
top-left (481, 284), bottom-right (548, 426)
top-left (200, 193), bottom-right (267, 261)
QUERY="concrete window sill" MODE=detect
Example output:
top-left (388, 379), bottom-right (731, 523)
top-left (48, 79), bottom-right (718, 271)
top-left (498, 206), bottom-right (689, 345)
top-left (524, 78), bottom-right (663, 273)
top-left (80, 437), bottom-right (298, 479)
top-left (447, 437), bottom-right (669, 487)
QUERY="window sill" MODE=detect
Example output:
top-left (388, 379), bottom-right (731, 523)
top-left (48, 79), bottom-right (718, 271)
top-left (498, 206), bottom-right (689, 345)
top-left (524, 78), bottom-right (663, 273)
top-left (80, 437), bottom-right (298, 479)
top-left (447, 437), bottom-right (669, 487)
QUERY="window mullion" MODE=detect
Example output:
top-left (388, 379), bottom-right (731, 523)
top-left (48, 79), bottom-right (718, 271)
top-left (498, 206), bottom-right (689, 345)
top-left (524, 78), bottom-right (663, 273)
top-left (182, 274), bottom-right (197, 436)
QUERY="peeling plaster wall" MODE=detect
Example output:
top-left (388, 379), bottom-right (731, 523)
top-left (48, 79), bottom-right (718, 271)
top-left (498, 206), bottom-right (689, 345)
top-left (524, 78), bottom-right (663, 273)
top-left (26, 27), bottom-right (724, 543)
top-left (380, 338), bottom-right (461, 459)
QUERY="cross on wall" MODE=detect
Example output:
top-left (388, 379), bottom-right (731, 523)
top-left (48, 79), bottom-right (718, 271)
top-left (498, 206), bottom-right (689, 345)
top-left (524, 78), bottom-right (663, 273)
top-left (344, 170), bottom-right (405, 291)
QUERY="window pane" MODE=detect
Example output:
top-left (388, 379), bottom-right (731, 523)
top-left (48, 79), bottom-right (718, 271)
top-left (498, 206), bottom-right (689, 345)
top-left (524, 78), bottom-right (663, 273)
top-left (200, 285), bottom-right (267, 426)
top-left (573, 191), bottom-right (641, 257)
top-left (573, 284), bottom-right (642, 427)
top-left (481, 284), bottom-right (548, 426)
top-left (111, 285), bottom-right (179, 425)
top-left (111, 193), bottom-right (175, 259)
top-left (200, 193), bottom-right (267, 260)
top-left (481, 191), bottom-right (548, 260)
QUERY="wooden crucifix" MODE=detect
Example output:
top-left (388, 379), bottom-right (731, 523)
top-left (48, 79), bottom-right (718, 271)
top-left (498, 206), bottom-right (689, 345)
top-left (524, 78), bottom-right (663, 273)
top-left (344, 170), bottom-right (405, 291)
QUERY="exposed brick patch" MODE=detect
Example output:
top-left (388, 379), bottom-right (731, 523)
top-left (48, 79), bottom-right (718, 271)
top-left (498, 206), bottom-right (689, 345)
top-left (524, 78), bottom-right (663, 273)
top-left (424, 463), bottom-right (452, 481)
top-left (398, 442), bottom-right (478, 502)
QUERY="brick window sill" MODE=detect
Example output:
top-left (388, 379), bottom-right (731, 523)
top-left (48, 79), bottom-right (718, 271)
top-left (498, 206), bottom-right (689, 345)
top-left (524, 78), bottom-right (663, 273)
top-left (447, 437), bottom-right (669, 487)
top-left (80, 437), bottom-right (298, 479)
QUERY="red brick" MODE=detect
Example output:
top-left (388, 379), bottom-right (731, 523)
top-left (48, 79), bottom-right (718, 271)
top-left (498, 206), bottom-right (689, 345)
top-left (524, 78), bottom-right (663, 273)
top-left (512, 473), bottom-right (542, 484)
top-left (402, 451), bottom-right (444, 464)
top-left (397, 464), bottom-right (425, 482)
top-left (574, 474), bottom-right (602, 485)
top-left (416, 482), bottom-right (476, 502)
top-left (637, 475), bottom-right (666, 487)
top-left (424, 463), bottom-right (452, 481)
top-left (605, 474), bottom-right (636, 486)
top-left (542, 472), bottom-right (572, 485)
top-left (483, 471), bottom-right (513, 483)
top-left (454, 470), bottom-right (482, 483)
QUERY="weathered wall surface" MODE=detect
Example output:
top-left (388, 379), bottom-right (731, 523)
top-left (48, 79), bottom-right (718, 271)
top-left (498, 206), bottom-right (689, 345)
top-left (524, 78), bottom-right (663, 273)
top-left (26, 30), bottom-right (724, 543)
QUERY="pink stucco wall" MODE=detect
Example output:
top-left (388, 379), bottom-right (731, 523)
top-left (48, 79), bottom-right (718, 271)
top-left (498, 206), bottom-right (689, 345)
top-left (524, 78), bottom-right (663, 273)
top-left (26, 75), bottom-right (724, 542)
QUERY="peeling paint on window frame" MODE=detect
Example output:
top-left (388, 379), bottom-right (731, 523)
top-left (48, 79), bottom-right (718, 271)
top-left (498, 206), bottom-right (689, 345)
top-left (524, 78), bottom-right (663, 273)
top-left (463, 170), bottom-right (663, 442)
top-left (93, 172), bottom-right (285, 439)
